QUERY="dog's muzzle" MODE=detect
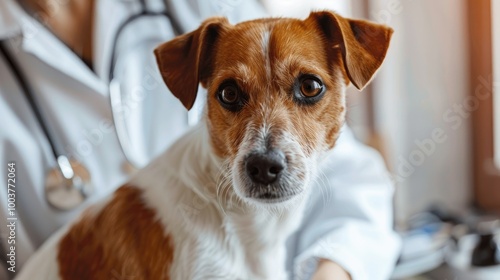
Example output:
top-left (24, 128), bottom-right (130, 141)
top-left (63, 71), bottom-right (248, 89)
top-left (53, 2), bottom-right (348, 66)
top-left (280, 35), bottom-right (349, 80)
top-left (243, 149), bottom-right (298, 202)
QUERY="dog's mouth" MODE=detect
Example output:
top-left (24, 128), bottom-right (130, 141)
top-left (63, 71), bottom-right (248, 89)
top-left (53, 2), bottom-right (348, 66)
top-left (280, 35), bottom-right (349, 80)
top-left (232, 168), bottom-right (306, 205)
top-left (235, 152), bottom-right (305, 205)
top-left (231, 131), bottom-right (310, 206)
top-left (252, 192), bottom-right (298, 204)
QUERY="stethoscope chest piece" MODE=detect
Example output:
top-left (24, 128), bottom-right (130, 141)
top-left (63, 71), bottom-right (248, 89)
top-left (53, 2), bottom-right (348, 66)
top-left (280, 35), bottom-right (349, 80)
top-left (45, 156), bottom-right (92, 210)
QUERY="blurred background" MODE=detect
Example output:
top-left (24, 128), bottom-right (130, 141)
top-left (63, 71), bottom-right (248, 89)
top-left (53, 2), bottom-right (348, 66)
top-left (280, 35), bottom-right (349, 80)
top-left (263, 0), bottom-right (500, 278)
top-left (261, 0), bottom-right (500, 224)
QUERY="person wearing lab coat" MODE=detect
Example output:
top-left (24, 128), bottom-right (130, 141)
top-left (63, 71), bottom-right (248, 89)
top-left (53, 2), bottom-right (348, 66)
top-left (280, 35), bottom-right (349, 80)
top-left (0, 0), bottom-right (401, 279)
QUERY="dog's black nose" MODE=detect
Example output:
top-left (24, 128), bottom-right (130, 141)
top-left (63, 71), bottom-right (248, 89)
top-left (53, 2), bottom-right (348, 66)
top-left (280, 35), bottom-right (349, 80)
top-left (245, 150), bottom-right (286, 185)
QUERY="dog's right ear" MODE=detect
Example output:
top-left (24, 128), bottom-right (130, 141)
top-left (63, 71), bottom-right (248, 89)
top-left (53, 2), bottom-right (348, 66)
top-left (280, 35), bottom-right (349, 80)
top-left (154, 17), bottom-right (229, 110)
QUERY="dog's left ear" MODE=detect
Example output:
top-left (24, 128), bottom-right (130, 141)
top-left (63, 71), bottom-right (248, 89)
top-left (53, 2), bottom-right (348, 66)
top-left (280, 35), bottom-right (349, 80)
top-left (307, 11), bottom-right (393, 90)
top-left (154, 17), bottom-right (229, 110)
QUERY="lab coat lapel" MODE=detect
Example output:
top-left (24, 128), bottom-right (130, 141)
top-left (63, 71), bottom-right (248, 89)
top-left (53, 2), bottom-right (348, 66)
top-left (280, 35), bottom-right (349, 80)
top-left (18, 15), bottom-right (108, 96)
top-left (1, 0), bottom-right (108, 96)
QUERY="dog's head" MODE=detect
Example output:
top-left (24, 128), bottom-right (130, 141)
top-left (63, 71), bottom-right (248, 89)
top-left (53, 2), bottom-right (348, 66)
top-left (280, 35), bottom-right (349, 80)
top-left (155, 11), bottom-right (392, 206)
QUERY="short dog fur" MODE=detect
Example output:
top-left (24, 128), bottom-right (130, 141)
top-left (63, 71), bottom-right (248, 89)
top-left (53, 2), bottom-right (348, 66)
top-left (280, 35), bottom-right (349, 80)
top-left (16, 11), bottom-right (392, 280)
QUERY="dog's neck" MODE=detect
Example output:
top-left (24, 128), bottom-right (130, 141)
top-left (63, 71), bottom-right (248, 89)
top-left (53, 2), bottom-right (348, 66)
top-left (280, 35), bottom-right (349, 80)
top-left (133, 120), bottom-right (307, 279)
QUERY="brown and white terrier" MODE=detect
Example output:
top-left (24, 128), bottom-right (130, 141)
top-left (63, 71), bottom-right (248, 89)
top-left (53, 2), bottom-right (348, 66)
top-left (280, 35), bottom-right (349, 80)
top-left (16, 11), bottom-right (392, 280)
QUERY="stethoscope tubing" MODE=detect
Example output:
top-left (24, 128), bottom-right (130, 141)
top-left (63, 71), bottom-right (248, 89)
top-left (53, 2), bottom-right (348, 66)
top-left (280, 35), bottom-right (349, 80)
top-left (0, 0), bottom-right (183, 210)
top-left (0, 41), bottom-right (61, 160)
top-left (0, 0), bottom-right (182, 167)
top-left (107, 6), bottom-right (182, 168)
top-left (0, 0), bottom-right (182, 273)
top-left (108, 8), bottom-right (182, 81)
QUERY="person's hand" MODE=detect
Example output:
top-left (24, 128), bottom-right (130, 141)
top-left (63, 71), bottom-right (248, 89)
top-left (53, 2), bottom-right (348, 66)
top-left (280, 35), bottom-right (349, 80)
top-left (311, 259), bottom-right (351, 280)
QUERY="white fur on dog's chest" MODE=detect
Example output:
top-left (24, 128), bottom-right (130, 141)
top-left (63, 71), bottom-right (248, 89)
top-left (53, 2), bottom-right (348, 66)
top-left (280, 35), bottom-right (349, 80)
top-left (166, 205), bottom-right (303, 280)
top-left (167, 211), bottom-right (294, 280)
top-left (133, 123), bottom-right (306, 279)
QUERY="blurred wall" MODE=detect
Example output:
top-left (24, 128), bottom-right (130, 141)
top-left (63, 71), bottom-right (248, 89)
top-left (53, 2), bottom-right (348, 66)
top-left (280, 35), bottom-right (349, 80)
top-left (370, 0), bottom-right (472, 224)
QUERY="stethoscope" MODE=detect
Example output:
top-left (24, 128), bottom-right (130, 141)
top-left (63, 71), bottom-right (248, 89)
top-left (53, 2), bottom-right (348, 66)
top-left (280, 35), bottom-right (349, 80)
top-left (0, 0), bottom-right (182, 211)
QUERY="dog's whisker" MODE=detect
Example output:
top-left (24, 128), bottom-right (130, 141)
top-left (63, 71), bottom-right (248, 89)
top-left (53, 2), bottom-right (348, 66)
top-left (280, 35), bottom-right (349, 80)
top-left (316, 170), bottom-right (329, 208)
top-left (214, 159), bottom-right (232, 215)
top-left (319, 170), bottom-right (333, 205)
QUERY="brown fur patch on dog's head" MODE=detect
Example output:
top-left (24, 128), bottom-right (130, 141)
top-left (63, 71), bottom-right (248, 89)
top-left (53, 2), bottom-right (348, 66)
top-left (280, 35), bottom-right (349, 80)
top-left (155, 11), bottom-right (392, 203)
top-left (155, 11), bottom-right (392, 159)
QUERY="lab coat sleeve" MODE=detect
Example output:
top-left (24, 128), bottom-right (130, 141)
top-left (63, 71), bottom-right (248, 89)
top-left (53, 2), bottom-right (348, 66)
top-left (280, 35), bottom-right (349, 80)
top-left (292, 127), bottom-right (401, 280)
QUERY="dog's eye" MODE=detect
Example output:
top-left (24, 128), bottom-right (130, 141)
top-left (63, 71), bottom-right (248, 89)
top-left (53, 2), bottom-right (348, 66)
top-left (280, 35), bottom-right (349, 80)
top-left (219, 85), bottom-right (240, 104)
top-left (217, 82), bottom-right (245, 112)
top-left (300, 78), bottom-right (323, 97)
top-left (294, 75), bottom-right (326, 105)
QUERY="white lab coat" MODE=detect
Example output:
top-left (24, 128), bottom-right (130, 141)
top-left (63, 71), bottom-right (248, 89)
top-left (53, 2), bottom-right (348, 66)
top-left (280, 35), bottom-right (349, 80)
top-left (0, 0), bottom-right (401, 279)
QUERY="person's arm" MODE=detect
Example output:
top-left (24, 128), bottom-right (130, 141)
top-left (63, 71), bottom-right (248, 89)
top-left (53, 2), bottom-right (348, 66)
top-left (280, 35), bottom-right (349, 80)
top-left (292, 127), bottom-right (401, 280)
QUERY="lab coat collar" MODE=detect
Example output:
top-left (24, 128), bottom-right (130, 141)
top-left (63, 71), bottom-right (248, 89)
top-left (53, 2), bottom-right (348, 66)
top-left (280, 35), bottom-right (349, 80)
top-left (0, 0), bottom-right (23, 39)
top-left (0, 0), bottom-right (108, 96)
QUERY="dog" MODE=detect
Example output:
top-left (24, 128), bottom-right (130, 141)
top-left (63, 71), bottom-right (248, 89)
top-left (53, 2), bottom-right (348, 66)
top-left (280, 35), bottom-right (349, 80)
top-left (16, 11), bottom-right (392, 280)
